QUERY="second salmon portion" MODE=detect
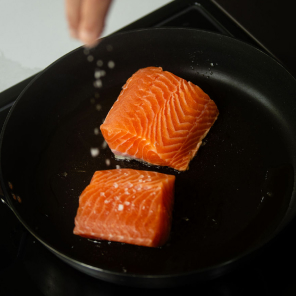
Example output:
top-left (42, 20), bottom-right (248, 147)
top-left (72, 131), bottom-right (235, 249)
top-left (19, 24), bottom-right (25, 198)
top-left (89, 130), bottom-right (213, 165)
top-left (100, 67), bottom-right (219, 171)
top-left (73, 169), bottom-right (175, 247)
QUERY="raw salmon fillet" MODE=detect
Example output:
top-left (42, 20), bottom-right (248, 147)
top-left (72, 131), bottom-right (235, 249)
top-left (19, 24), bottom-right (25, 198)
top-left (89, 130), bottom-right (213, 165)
top-left (100, 67), bottom-right (219, 171)
top-left (73, 169), bottom-right (175, 247)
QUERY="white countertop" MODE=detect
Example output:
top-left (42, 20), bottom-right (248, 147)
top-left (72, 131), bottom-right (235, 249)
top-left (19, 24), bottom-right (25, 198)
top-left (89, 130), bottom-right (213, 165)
top-left (0, 0), bottom-right (171, 93)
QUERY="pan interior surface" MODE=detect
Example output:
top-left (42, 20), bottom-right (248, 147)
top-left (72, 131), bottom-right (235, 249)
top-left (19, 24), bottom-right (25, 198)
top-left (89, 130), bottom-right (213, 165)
top-left (1, 28), bottom-right (295, 278)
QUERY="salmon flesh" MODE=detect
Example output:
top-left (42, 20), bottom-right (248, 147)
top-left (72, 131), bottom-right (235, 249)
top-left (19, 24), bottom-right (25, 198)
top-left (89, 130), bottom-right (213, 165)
top-left (100, 67), bottom-right (219, 171)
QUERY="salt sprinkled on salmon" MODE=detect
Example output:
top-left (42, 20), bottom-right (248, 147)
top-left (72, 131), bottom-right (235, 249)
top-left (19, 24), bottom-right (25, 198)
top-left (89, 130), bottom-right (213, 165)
top-left (73, 169), bottom-right (175, 247)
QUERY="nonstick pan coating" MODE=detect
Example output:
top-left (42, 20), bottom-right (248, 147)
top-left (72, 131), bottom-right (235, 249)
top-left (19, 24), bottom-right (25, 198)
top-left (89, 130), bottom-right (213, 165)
top-left (0, 28), bottom-right (296, 287)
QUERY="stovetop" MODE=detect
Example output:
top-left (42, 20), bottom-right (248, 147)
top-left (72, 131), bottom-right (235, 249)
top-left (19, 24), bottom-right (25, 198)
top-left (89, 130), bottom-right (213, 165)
top-left (1, 1), bottom-right (296, 295)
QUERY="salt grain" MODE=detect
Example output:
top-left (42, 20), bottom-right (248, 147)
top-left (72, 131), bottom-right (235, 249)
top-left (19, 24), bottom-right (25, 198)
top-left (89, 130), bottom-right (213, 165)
top-left (116, 165), bottom-right (121, 169)
top-left (94, 128), bottom-right (99, 135)
top-left (101, 141), bottom-right (108, 149)
top-left (118, 204), bottom-right (124, 211)
top-left (94, 70), bottom-right (102, 79)
top-left (94, 70), bottom-right (106, 79)
top-left (96, 104), bottom-right (102, 111)
top-left (87, 55), bottom-right (94, 62)
top-left (105, 159), bottom-right (110, 166)
top-left (90, 148), bottom-right (100, 157)
top-left (108, 60), bottom-right (115, 69)
top-left (94, 79), bottom-right (102, 88)
top-left (97, 60), bottom-right (103, 67)
top-left (113, 183), bottom-right (118, 188)
top-left (100, 192), bottom-right (105, 197)
top-left (106, 44), bottom-right (113, 52)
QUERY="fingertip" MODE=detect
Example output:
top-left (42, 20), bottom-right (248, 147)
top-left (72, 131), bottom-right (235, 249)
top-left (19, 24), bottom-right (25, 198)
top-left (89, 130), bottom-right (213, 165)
top-left (79, 29), bottom-right (100, 48)
top-left (70, 28), bottom-right (79, 39)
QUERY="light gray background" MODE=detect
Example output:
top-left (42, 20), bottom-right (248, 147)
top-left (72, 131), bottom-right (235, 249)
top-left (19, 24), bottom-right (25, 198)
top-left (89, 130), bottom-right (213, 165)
top-left (0, 0), bottom-right (171, 92)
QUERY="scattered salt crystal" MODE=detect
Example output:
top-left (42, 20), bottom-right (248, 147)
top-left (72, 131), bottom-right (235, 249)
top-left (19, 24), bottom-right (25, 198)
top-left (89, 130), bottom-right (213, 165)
top-left (104, 199), bottom-right (110, 204)
top-left (87, 55), bottom-right (94, 62)
top-left (101, 141), bottom-right (108, 149)
top-left (113, 183), bottom-right (118, 188)
top-left (90, 148), bottom-right (100, 157)
top-left (94, 128), bottom-right (99, 135)
top-left (94, 70), bottom-right (101, 79)
top-left (116, 165), bottom-right (121, 169)
top-left (124, 201), bottom-right (130, 206)
top-left (108, 60), bottom-right (115, 69)
top-left (83, 48), bottom-right (90, 55)
top-left (210, 63), bottom-right (214, 66)
top-left (100, 192), bottom-right (105, 197)
top-left (94, 70), bottom-right (106, 79)
top-left (96, 104), bottom-right (102, 111)
top-left (139, 179), bottom-right (143, 182)
top-left (114, 196), bottom-right (119, 200)
top-left (97, 60), bottom-right (103, 67)
top-left (94, 79), bottom-right (102, 88)
top-left (118, 204), bottom-right (124, 211)
top-left (142, 206), bottom-right (145, 210)
top-left (105, 159), bottom-right (110, 166)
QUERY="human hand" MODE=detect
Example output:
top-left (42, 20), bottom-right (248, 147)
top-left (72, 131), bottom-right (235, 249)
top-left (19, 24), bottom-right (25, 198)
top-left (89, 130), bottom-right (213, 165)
top-left (65, 0), bottom-right (112, 48)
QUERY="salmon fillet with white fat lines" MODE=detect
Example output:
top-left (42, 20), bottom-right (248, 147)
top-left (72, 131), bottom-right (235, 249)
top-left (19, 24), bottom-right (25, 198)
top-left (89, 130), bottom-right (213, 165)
top-left (100, 67), bottom-right (219, 171)
top-left (73, 169), bottom-right (175, 247)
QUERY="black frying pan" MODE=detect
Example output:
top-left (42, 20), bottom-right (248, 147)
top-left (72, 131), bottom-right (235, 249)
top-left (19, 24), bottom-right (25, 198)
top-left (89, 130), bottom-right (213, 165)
top-left (0, 28), bottom-right (296, 288)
